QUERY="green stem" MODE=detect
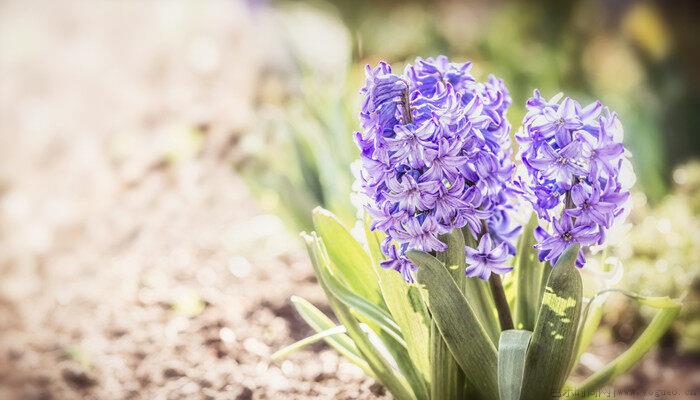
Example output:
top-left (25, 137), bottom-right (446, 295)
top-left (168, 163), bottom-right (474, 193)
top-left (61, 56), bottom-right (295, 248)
top-left (489, 273), bottom-right (515, 331)
top-left (480, 219), bottom-right (514, 331)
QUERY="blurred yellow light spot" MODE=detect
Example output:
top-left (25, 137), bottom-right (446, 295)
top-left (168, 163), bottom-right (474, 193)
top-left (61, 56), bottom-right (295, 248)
top-left (622, 3), bottom-right (670, 61)
top-left (165, 126), bottom-right (204, 163)
top-left (172, 290), bottom-right (205, 318)
top-left (655, 259), bottom-right (668, 273)
top-left (582, 36), bottom-right (643, 94)
top-left (631, 192), bottom-right (647, 208)
top-left (657, 218), bottom-right (672, 234)
top-left (673, 167), bottom-right (688, 185)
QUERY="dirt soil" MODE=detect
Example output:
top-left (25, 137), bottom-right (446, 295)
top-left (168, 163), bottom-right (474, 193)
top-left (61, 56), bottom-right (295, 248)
top-left (0, 1), bottom-right (696, 400)
top-left (0, 2), bottom-right (384, 399)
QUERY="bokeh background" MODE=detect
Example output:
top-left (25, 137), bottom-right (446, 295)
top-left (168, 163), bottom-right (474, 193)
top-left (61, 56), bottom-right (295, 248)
top-left (0, 0), bottom-right (697, 399)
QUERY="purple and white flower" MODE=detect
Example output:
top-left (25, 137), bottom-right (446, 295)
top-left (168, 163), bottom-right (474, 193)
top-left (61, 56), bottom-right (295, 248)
top-left (517, 91), bottom-right (633, 267)
top-left (465, 234), bottom-right (512, 280)
top-left (354, 57), bottom-right (518, 281)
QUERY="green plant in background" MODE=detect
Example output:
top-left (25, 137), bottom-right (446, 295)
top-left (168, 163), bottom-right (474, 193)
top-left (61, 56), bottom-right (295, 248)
top-left (235, 74), bottom-right (359, 231)
top-left (271, 56), bottom-right (684, 399)
top-left (234, 2), bottom-right (361, 230)
top-left (612, 161), bottom-right (700, 353)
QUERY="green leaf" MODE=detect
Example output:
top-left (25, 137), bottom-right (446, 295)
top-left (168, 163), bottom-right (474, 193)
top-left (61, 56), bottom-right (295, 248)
top-left (290, 124), bottom-right (324, 206)
top-left (514, 213), bottom-right (549, 331)
top-left (408, 250), bottom-right (498, 400)
top-left (498, 329), bottom-right (532, 400)
top-left (289, 296), bottom-right (372, 376)
top-left (314, 256), bottom-right (406, 347)
top-left (521, 245), bottom-right (583, 400)
top-left (272, 325), bottom-right (347, 361)
top-left (433, 230), bottom-right (469, 400)
top-left (573, 296), bottom-right (606, 366)
top-left (430, 320), bottom-right (465, 400)
top-left (363, 216), bottom-right (386, 270)
top-left (312, 208), bottom-right (384, 308)
top-left (570, 292), bottom-right (682, 398)
top-left (304, 233), bottom-right (416, 400)
top-left (365, 218), bottom-right (431, 400)
top-left (520, 245), bottom-right (582, 400)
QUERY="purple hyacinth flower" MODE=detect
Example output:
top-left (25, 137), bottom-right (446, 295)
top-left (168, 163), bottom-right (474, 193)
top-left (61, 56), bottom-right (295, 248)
top-left (531, 180), bottom-right (562, 219)
top-left (527, 141), bottom-right (588, 185)
top-left (465, 234), bottom-right (512, 280)
top-left (386, 123), bottom-right (436, 168)
top-left (579, 115), bottom-right (625, 180)
top-left (393, 216), bottom-right (448, 252)
top-left (424, 137), bottom-right (468, 180)
top-left (385, 173), bottom-right (439, 214)
top-left (530, 97), bottom-right (583, 146)
top-left (518, 91), bottom-right (633, 268)
top-left (455, 186), bottom-right (490, 239)
top-left (565, 183), bottom-right (617, 228)
top-left (369, 202), bottom-right (409, 236)
top-left (432, 177), bottom-right (467, 224)
top-left (354, 57), bottom-right (519, 282)
top-left (406, 55), bottom-right (476, 97)
top-left (379, 238), bottom-right (417, 283)
top-left (535, 216), bottom-right (598, 264)
top-left (360, 62), bottom-right (407, 134)
top-left (487, 208), bottom-right (522, 255)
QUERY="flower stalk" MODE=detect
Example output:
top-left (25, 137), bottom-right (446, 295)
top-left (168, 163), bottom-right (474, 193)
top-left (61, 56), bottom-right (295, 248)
top-left (489, 273), bottom-right (514, 331)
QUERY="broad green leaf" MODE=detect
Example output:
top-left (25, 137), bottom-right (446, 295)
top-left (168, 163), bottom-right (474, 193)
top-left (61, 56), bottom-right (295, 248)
top-left (377, 329), bottom-right (428, 400)
top-left (271, 325), bottom-right (347, 361)
top-left (409, 250), bottom-right (498, 400)
top-left (312, 208), bottom-right (384, 308)
top-left (289, 296), bottom-right (372, 376)
top-left (365, 218), bottom-right (430, 400)
top-left (520, 245), bottom-right (582, 400)
top-left (315, 256), bottom-right (406, 347)
top-left (498, 329), bottom-right (532, 400)
top-left (570, 293), bottom-right (682, 398)
top-left (304, 233), bottom-right (416, 400)
top-left (430, 321), bottom-right (465, 400)
top-left (514, 214), bottom-right (549, 331)
top-left (433, 230), bottom-right (469, 400)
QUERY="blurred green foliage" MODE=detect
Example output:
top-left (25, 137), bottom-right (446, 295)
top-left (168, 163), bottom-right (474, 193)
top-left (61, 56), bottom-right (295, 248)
top-left (235, 70), bottom-right (362, 230)
top-left (614, 162), bottom-right (700, 352)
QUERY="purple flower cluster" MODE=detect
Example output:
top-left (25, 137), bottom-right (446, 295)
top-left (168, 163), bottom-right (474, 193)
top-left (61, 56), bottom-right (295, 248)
top-left (516, 90), bottom-right (631, 267)
top-left (354, 56), bottom-right (518, 282)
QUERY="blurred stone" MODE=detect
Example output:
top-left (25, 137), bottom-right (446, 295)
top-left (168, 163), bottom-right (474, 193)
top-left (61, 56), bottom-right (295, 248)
top-left (235, 386), bottom-right (253, 400)
top-left (61, 366), bottom-right (97, 389)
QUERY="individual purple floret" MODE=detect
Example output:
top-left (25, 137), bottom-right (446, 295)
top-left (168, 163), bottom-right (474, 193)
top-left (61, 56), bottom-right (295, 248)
top-left (465, 234), bottom-right (512, 280)
top-left (517, 90), bottom-right (632, 267)
top-left (354, 56), bottom-right (519, 282)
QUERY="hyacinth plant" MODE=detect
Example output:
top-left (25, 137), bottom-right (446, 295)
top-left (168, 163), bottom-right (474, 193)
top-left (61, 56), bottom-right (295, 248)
top-left (273, 56), bottom-right (682, 400)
